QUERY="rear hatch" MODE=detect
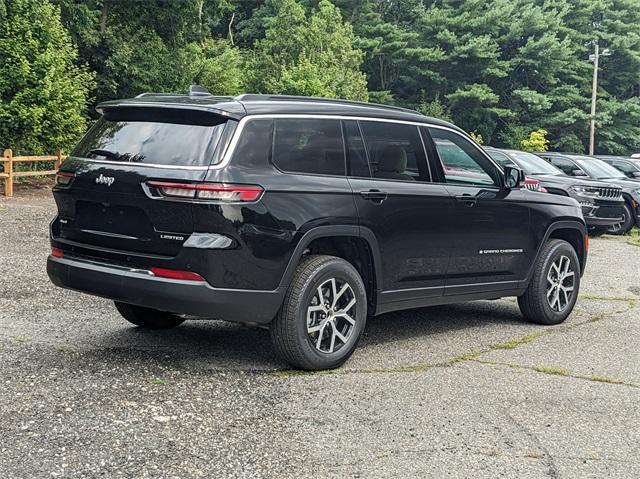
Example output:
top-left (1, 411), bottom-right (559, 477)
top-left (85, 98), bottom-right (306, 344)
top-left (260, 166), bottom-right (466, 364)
top-left (52, 106), bottom-right (233, 258)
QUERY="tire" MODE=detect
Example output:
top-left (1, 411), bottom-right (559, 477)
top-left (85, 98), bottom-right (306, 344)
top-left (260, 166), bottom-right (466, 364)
top-left (270, 255), bottom-right (367, 370)
top-left (114, 301), bottom-right (186, 329)
top-left (607, 202), bottom-right (634, 235)
top-left (518, 239), bottom-right (580, 325)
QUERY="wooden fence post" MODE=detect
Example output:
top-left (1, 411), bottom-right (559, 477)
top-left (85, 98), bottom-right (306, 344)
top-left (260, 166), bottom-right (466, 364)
top-left (54, 148), bottom-right (62, 170)
top-left (3, 149), bottom-right (13, 197)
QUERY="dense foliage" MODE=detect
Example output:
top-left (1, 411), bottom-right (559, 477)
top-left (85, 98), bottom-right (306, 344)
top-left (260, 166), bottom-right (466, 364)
top-left (1, 0), bottom-right (639, 154)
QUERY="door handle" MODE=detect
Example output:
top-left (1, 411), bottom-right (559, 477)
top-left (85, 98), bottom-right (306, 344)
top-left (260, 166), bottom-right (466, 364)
top-left (360, 189), bottom-right (388, 203)
top-left (455, 194), bottom-right (477, 207)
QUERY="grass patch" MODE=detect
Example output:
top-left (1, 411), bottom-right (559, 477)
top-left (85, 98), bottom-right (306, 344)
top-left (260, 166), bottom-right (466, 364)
top-left (493, 333), bottom-right (542, 350)
top-left (587, 375), bottom-right (624, 385)
top-left (533, 366), bottom-right (571, 377)
top-left (628, 228), bottom-right (640, 247)
top-left (12, 336), bottom-right (27, 344)
top-left (449, 350), bottom-right (482, 363)
top-left (580, 294), bottom-right (637, 302)
top-left (151, 378), bottom-right (169, 385)
top-left (272, 363), bottom-right (432, 377)
top-left (525, 451), bottom-right (545, 459)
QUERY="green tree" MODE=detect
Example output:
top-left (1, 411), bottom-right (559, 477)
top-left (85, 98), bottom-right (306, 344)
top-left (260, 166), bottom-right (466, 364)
top-left (521, 129), bottom-right (550, 152)
top-left (250, 0), bottom-right (368, 100)
top-left (0, 0), bottom-right (94, 154)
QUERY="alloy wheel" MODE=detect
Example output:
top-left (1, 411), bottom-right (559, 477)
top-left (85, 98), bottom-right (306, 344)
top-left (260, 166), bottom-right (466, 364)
top-left (306, 277), bottom-right (357, 354)
top-left (546, 255), bottom-right (575, 312)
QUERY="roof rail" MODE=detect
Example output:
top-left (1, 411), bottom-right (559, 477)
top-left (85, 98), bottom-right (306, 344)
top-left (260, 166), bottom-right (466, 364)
top-left (234, 94), bottom-right (421, 115)
top-left (188, 84), bottom-right (211, 96)
top-left (135, 92), bottom-right (180, 98)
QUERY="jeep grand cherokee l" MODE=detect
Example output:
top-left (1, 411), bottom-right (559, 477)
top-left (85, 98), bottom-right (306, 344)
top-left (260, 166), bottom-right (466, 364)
top-left (536, 152), bottom-right (640, 235)
top-left (485, 148), bottom-right (624, 235)
top-left (48, 88), bottom-right (588, 370)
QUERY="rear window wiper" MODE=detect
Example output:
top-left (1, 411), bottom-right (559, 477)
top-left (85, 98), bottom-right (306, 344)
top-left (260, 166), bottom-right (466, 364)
top-left (88, 149), bottom-right (145, 163)
top-left (88, 149), bottom-right (121, 160)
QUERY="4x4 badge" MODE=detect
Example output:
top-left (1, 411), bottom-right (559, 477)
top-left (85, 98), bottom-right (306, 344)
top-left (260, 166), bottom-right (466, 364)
top-left (95, 174), bottom-right (115, 186)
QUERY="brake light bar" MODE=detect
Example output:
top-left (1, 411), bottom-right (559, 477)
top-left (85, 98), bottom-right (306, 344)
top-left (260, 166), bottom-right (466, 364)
top-left (147, 181), bottom-right (264, 202)
top-left (51, 247), bottom-right (64, 258)
top-left (150, 267), bottom-right (205, 282)
top-left (55, 171), bottom-right (75, 186)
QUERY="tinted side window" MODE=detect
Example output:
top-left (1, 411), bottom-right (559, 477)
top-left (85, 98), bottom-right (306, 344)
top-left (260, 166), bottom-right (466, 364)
top-left (359, 121), bottom-right (429, 182)
top-left (428, 128), bottom-right (498, 186)
top-left (230, 119), bottom-right (273, 168)
top-left (550, 157), bottom-right (582, 176)
top-left (612, 160), bottom-right (637, 175)
top-left (488, 151), bottom-right (516, 168)
top-left (344, 120), bottom-right (370, 177)
top-left (272, 119), bottom-right (345, 176)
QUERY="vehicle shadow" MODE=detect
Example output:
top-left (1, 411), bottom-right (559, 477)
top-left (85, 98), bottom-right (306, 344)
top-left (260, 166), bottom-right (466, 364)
top-left (83, 299), bottom-right (525, 371)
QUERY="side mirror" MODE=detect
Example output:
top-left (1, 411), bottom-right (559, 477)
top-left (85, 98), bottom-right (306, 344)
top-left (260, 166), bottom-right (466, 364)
top-left (504, 166), bottom-right (526, 189)
top-left (632, 171), bottom-right (640, 178)
top-left (571, 169), bottom-right (587, 177)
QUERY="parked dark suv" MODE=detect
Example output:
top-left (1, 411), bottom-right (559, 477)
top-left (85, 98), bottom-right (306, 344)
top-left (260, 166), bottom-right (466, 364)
top-left (536, 152), bottom-right (640, 235)
top-left (484, 148), bottom-right (624, 235)
top-left (595, 155), bottom-right (640, 180)
top-left (48, 88), bottom-right (588, 370)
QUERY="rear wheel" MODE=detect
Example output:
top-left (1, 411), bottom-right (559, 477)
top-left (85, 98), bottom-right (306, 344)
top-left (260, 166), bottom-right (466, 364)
top-left (607, 202), bottom-right (634, 235)
top-left (270, 255), bottom-right (367, 370)
top-left (114, 301), bottom-right (185, 329)
top-left (518, 239), bottom-right (580, 325)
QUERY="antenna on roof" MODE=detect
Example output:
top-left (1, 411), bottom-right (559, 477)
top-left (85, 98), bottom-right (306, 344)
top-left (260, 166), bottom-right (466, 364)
top-left (187, 85), bottom-right (211, 97)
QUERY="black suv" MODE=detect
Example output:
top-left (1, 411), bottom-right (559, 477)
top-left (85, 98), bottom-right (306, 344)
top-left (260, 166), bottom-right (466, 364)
top-left (595, 155), bottom-right (640, 180)
top-left (485, 148), bottom-right (624, 235)
top-left (48, 89), bottom-right (588, 370)
top-left (536, 152), bottom-right (640, 235)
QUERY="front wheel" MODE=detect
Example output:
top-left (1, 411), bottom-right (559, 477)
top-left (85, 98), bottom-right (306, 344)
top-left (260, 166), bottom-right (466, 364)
top-left (518, 239), bottom-right (580, 325)
top-left (114, 302), bottom-right (186, 329)
top-left (607, 202), bottom-right (634, 235)
top-left (270, 255), bottom-right (367, 370)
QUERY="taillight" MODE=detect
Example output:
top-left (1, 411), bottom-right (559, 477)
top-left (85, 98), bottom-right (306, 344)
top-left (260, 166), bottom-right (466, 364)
top-left (55, 171), bottom-right (75, 186)
top-left (146, 181), bottom-right (263, 202)
top-left (51, 247), bottom-right (64, 258)
top-left (150, 267), bottom-right (205, 282)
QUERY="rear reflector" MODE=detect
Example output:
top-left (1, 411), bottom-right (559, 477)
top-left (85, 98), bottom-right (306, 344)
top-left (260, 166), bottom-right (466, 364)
top-left (51, 247), bottom-right (64, 258)
top-left (585, 234), bottom-right (589, 253)
top-left (150, 267), bottom-right (205, 282)
top-left (55, 171), bottom-right (75, 186)
top-left (147, 181), bottom-right (263, 202)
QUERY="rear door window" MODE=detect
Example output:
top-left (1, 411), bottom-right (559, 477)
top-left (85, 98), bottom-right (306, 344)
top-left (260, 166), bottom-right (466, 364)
top-left (359, 121), bottom-right (430, 182)
top-left (272, 119), bottom-right (345, 176)
top-left (73, 109), bottom-right (228, 167)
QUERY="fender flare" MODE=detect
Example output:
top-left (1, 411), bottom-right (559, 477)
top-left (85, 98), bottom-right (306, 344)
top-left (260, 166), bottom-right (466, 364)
top-left (276, 225), bottom-right (383, 291)
top-left (526, 219), bottom-right (588, 282)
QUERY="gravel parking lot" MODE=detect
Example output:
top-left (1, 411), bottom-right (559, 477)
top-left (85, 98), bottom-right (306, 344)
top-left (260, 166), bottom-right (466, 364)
top-left (1, 188), bottom-right (639, 478)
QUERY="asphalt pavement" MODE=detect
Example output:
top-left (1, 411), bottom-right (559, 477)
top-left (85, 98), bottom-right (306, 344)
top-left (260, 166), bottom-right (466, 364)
top-left (1, 189), bottom-right (639, 478)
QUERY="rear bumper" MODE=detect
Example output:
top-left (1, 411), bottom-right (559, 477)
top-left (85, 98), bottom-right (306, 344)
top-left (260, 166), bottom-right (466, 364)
top-left (47, 256), bottom-right (284, 324)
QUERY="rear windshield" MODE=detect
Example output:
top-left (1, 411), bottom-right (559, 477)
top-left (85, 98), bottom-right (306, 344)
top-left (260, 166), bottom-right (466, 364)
top-left (72, 110), bottom-right (226, 167)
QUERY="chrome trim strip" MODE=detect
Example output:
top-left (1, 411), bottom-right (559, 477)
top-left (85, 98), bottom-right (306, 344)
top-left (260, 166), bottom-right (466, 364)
top-left (66, 156), bottom-right (210, 171)
top-left (210, 113), bottom-right (504, 174)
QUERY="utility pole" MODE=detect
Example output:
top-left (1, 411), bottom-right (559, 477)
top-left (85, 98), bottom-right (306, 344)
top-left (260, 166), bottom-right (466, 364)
top-left (588, 41), bottom-right (610, 155)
